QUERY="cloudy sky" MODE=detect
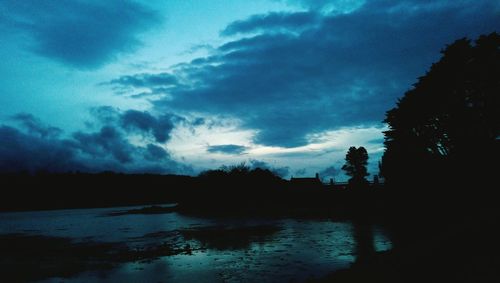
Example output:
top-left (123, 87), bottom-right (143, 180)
top-left (0, 0), bottom-right (498, 180)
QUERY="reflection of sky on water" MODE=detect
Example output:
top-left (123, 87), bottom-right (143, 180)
top-left (373, 225), bottom-right (393, 252)
top-left (1, 206), bottom-right (392, 282)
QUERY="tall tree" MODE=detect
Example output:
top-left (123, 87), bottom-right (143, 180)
top-left (380, 33), bottom-right (500, 186)
top-left (342, 146), bottom-right (369, 187)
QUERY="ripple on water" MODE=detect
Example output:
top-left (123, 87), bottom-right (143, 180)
top-left (1, 207), bottom-right (393, 283)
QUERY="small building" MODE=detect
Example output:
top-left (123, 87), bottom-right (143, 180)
top-left (290, 173), bottom-right (323, 187)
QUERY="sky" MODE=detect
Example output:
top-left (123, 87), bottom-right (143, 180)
top-left (0, 0), bottom-right (498, 181)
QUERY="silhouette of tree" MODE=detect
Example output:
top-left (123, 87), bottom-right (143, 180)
top-left (342, 146), bottom-right (369, 188)
top-left (198, 162), bottom-right (283, 187)
top-left (380, 33), bottom-right (500, 186)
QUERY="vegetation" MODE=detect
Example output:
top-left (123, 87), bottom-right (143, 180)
top-left (380, 33), bottom-right (499, 188)
top-left (341, 146), bottom-right (369, 188)
top-left (198, 162), bottom-right (282, 183)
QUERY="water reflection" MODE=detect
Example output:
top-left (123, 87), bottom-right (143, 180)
top-left (180, 225), bottom-right (281, 250)
top-left (353, 222), bottom-right (376, 263)
top-left (0, 207), bottom-right (392, 282)
top-left (373, 226), bottom-right (393, 252)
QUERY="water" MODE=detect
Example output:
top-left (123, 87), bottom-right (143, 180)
top-left (0, 206), bottom-right (392, 282)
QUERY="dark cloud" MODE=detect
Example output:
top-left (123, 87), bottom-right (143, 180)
top-left (0, 126), bottom-right (85, 173)
top-left (89, 106), bottom-right (120, 125)
top-left (207, 144), bottom-right (248, 155)
top-left (0, 112), bottom-right (191, 174)
top-left (11, 113), bottom-right (62, 138)
top-left (0, 0), bottom-right (161, 69)
top-left (120, 110), bottom-right (176, 143)
top-left (72, 126), bottom-right (134, 163)
top-left (144, 144), bottom-right (169, 161)
top-left (88, 106), bottom-right (181, 144)
top-left (120, 111), bottom-right (158, 134)
top-left (191, 117), bottom-right (206, 127)
top-left (221, 12), bottom-right (319, 36)
top-left (109, 73), bottom-right (178, 88)
top-left (110, 0), bottom-right (499, 148)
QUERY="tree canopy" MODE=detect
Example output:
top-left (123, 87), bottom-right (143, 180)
top-left (342, 146), bottom-right (369, 188)
top-left (380, 33), bottom-right (500, 186)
